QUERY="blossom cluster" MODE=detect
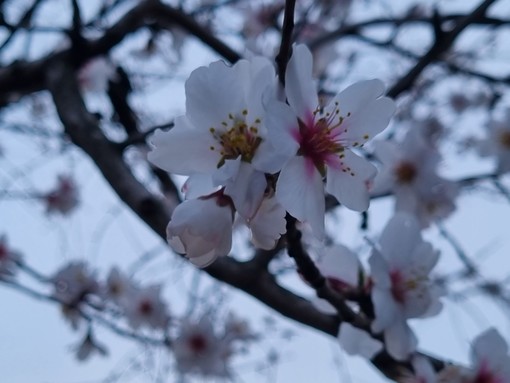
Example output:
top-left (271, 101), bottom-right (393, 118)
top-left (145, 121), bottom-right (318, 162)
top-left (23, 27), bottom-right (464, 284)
top-left (173, 313), bottom-right (258, 380)
top-left (149, 44), bottom-right (395, 266)
top-left (314, 213), bottom-right (441, 360)
top-left (313, 214), bottom-right (510, 383)
top-left (48, 261), bottom-right (257, 376)
top-left (372, 127), bottom-right (458, 227)
top-left (51, 263), bottom-right (170, 331)
top-left (401, 328), bottom-right (510, 383)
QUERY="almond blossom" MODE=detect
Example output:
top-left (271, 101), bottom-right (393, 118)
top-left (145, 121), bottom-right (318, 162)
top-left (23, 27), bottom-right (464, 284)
top-left (373, 129), bottom-right (457, 227)
top-left (124, 284), bottom-right (170, 330)
top-left (166, 192), bottom-right (235, 267)
top-left (101, 266), bottom-right (136, 305)
top-left (173, 317), bottom-right (232, 379)
top-left (338, 322), bottom-right (382, 359)
top-left (149, 55), bottom-right (285, 220)
top-left (51, 262), bottom-right (99, 306)
top-left (266, 44), bottom-right (395, 239)
top-left (369, 213), bottom-right (441, 360)
top-left (468, 328), bottom-right (510, 383)
top-left (43, 175), bottom-right (79, 216)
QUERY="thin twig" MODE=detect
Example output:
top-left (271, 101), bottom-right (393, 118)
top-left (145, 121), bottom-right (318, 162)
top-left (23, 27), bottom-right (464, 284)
top-left (275, 0), bottom-right (297, 84)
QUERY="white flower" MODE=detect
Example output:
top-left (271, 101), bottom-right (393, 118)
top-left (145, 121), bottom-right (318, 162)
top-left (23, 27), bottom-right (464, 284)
top-left (369, 213), bottom-right (440, 360)
top-left (166, 193), bottom-right (234, 267)
top-left (124, 285), bottom-right (169, 330)
top-left (267, 44), bottom-right (395, 239)
top-left (373, 129), bottom-right (457, 227)
top-left (102, 266), bottom-right (136, 305)
top-left (149, 56), bottom-right (285, 219)
top-left (173, 317), bottom-right (231, 379)
top-left (43, 175), bottom-right (79, 216)
top-left (51, 262), bottom-right (98, 305)
top-left (338, 323), bottom-right (382, 359)
top-left (478, 110), bottom-right (510, 174)
top-left (469, 328), bottom-right (510, 383)
top-left (0, 235), bottom-right (21, 279)
top-left (373, 129), bottom-right (440, 197)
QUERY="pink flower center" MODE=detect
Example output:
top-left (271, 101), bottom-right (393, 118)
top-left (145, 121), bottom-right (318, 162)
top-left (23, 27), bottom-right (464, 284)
top-left (394, 161), bottom-right (417, 184)
top-left (109, 282), bottom-right (122, 296)
top-left (389, 270), bottom-right (420, 304)
top-left (188, 334), bottom-right (208, 354)
top-left (499, 131), bottom-right (510, 149)
top-left (209, 110), bottom-right (262, 167)
top-left (390, 270), bottom-right (406, 303)
top-left (474, 361), bottom-right (502, 383)
top-left (296, 104), bottom-right (353, 176)
top-left (0, 243), bottom-right (7, 261)
top-left (138, 299), bottom-right (154, 316)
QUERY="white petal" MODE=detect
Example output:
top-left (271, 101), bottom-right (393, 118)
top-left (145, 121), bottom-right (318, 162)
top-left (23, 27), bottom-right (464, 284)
top-left (148, 117), bottom-right (219, 174)
top-left (338, 323), bottom-right (383, 359)
top-left (384, 319), bottom-right (417, 361)
top-left (379, 213), bottom-right (421, 267)
top-left (238, 56), bottom-right (277, 119)
top-left (325, 149), bottom-right (376, 211)
top-left (368, 250), bottom-right (391, 288)
top-left (371, 287), bottom-right (399, 333)
top-left (410, 241), bottom-right (439, 275)
top-left (472, 328), bottom-right (509, 373)
top-left (168, 235), bottom-right (186, 254)
top-left (166, 198), bottom-right (233, 267)
top-left (340, 97), bottom-right (395, 145)
top-left (212, 157), bottom-right (241, 185)
top-left (276, 156), bottom-right (325, 240)
top-left (285, 44), bottom-right (319, 121)
top-left (252, 138), bottom-right (292, 174)
top-left (264, 100), bottom-right (300, 159)
top-left (249, 196), bottom-right (287, 249)
top-left (332, 79), bottom-right (385, 117)
top-left (185, 61), bottom-right (244, 130)
top-left (223, 163), bottom-right (266, 219)
top-left (317, 244), bottom-right (359, 286)
top-left (182, 174), bottom-right (218, 199)
top-left (189, 249), bottom-right (219, 268)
